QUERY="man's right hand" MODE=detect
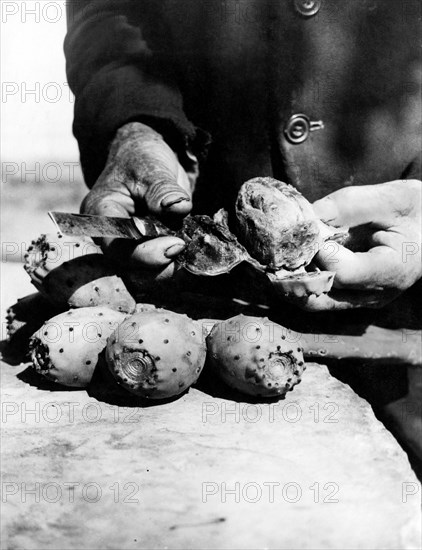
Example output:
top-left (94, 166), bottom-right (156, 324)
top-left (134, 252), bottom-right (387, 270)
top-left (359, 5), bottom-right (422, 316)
top-left (81, 122), bottom-right (193, 274)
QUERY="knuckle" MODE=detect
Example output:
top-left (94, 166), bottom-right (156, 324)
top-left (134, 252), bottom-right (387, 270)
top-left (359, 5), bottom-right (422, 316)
top-left (147, 181), bottom-right (184, 201)
top-left (83, 197), bottom-right (106, 215)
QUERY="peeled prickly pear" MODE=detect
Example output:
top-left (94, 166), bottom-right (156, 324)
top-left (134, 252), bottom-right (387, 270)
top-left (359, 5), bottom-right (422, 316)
top-left (236, 178), bottom-right (322, 270)
top-left (206, 314), bottom-right (306, 398)
top-left (235, 178), bottom-right (347, 300)
top-left (106, 309), bottom-right (207, 399)
top-left (30, 307), bottom-right (127, 387)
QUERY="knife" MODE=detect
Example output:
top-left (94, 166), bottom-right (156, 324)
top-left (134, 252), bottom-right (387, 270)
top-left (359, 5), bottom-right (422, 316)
top-left (49, 212), bottom-right (172, 240)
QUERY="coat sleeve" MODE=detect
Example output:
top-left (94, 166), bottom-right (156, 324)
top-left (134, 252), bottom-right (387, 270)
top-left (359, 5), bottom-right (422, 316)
top-left (64, 0), bottom-right (207, 187)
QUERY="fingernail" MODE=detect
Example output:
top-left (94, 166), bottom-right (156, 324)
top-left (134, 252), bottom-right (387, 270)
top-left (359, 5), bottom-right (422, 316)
top-left (164, 242), bottom-right (186, 258)
top-left (161, 193), bottom-right (190, 209)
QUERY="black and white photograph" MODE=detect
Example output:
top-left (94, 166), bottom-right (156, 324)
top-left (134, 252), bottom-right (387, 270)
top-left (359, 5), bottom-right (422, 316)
top-left (1, 1), bottom-right (421, 548)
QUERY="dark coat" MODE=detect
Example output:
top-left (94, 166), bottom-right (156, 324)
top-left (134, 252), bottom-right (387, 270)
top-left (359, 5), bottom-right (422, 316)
top-left (65, 0), bottom-right (421, 213)
top-left (64, 0), bottom-right (421, 406)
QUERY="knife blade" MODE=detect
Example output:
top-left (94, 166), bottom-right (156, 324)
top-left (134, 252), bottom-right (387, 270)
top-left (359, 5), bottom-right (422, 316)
top-left (49, 212), bottom-right (172, 239)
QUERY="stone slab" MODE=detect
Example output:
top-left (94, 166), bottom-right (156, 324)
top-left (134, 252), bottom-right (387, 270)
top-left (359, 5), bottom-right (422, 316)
top-left (1, 263), bottom-right (421, 550)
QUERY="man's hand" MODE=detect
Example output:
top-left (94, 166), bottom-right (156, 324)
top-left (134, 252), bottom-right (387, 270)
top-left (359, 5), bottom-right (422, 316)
top-left (81, 122), bottom-right (193, 274)
top-left (305, 180), bottom-right (421, 311)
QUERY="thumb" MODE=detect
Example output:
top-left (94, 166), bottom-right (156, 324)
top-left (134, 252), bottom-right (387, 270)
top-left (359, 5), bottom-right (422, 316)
top-left (143, 159), bottom-right (192, 217)
top-left (123, 133), bottom-right (192, 217)
top-left (313, 184), bottom-right (394, 228)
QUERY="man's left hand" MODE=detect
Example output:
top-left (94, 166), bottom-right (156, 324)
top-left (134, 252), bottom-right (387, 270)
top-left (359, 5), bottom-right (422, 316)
top-left (302, 179), bottom-right (421, 311)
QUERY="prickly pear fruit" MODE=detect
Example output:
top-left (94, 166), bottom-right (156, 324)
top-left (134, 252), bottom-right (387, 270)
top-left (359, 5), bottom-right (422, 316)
top-left (206, 314), bottom-right (306, 398)
top-left (24, 233), bottom-right (102, 290)
top-left (106, 310), bottom-right (207, 399)
top-left (4, 293), bottom-right (63, 364)
top-left (235, 178), bottom-right (348, 301)
top-left (42, 255), bottom-right (136, 312)
top-left (236, 178), bottom-right (322, 270)
top-left (30, 307), bottom-right (127, 387)
top-left (6, 293), bottom-right (63, 340)
top-left (135, 303), bottom-right (159, 313)
top-left (24, 233), bottom-right (135, 313)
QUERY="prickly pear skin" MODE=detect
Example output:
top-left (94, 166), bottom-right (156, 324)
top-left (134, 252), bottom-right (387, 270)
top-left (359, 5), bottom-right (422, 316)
top-left (267, 269), bottom-right (335, 299)
top-left (42, 255), bottom-right (136, 313)
top-left (24, 233), bottom-right (102, 291)
top-left (30, 307), bottom-right (127, 387)
top-left (206, 314), bottom-right (306, 398)
top-left (24, 233), bottom-right (136, 313)
top-left (106, 310), bottom-right (207, 399)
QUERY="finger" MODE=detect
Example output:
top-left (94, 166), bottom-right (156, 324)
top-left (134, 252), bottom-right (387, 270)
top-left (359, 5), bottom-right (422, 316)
top-left (81, 187), bottom-right (134, 218)
top-left (313, 183), bottom-right (398, 228)
top-left (128, 139), bottom-right (192, 217)
top-left (132, 236), bottom-right (186, 267)
top-left (98, 235), bottom-right (186, 269)
top-left (81, 188), bottom-right (187, 267)
top-left (143, 162), bottom-right (192, 216)
top-left (315, 242), bottom-right (405, 290)
top-left (81, 190), bottom-right (136, 264)
top-left (294, 288), bottom-right (400, 312)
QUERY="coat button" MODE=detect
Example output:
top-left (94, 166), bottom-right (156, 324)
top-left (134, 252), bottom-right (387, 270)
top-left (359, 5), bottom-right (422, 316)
top-left (293, 0), bottom-right (321, 17)
top-left (284, 114), bottom-right (311, 144)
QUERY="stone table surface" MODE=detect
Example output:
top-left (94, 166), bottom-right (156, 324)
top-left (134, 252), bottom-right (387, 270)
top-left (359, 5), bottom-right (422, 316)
top-left (1, 263), bottom-right (421, 550)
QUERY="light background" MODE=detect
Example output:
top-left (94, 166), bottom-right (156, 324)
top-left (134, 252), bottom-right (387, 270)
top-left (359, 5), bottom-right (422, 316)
top-left (1, 0), bottom-right (79, 163)
top-left (1, 1), bottom-right (86, 261)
